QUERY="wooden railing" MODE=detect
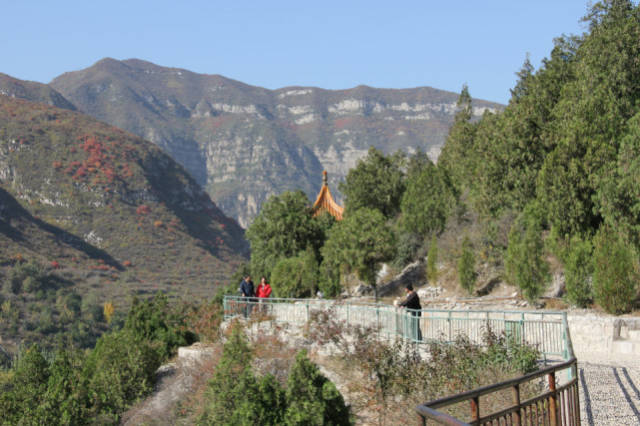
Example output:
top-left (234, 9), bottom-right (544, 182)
top-left (416, 315), bottom-right (580, 425)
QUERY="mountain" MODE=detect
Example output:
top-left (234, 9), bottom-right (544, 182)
top-left (0, 95), bottom-right (247, 302)
top-left (0, 73), bottom-right (77, 111)
top-left (51, 58), bottom-right (502, 227)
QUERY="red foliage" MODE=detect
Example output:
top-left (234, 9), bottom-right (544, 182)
top-left (136, 205), bottom-right (151, 215)
top-left (50, 261), bottom-right (60, 269)
top-left (123, 260), bottom-right (132, 267)
top-left (52, 161), bottom-right (63, 169)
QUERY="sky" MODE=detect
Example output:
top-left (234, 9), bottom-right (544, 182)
top-left (1, 1), bottom-right (591, 104)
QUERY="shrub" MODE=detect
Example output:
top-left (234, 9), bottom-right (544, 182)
top-left (458, 236), bottom-right (476, 294)
top-left (199, 326), bottom-right (286, 425)
top-left (564, 236), bottom-right (594, 308)
top-left (83, 330), bottom-right (162, 420)
top-left (505, 206), bottom-right (550, 302)
top-left (123, 293), bottom-right (196, 358)
top-left (592, 228), bottom-right (638, 314)
top-left (284, 350), bottom-right (351, 426)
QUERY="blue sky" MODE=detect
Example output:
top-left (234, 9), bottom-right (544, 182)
top-left (2, 1), bottom-right (591, 104)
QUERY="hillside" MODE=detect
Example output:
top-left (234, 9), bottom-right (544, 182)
top-left (51, 58), bottom-right (502, 226)
top-left (0, 95), bottom-right (248, 303)
top-left (0, 73), bottom-right (76, 111)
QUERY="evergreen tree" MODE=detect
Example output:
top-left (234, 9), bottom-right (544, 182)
top-left (400, 160), bottom-right (455, 237)
top-left (271, 248), bottom-right (319, 298)
top-left (564, 236), bottom-right (594, 308)
top-left (505, 205), bottom-right (550, 302)
top-left (458, 237), bottom-right (476, 294)
top-left (426, 235), bottom-right (438, 283)
top-left (321, 208), bottom-right (396, 300)
top-left (246, 191), bottom-right (326, 279)
top-left (339, 147), bottom-right (405, 218)
top-left (592, 228), bottom-right (638, 314)
top-left (437, 85), bottom-right (477, 192)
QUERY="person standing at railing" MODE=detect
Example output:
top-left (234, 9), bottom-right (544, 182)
top-left (256, 277), bottom-right (272, 298)
top-left (399, 284), bottom-right (422, 342)
top-left (240, 275), bottom-right (255, 317)
top-left (256, 276), bottom-right (272, 313)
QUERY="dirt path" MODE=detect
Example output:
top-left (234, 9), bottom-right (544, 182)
top-left (120, 343), bottom-right (219, 426)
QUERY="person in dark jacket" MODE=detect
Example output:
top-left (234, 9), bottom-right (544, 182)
top-left (239, 275), bottom-right (255, 317)
top-left (240, 275), bottom-right (255, 298)
top-left (399, 284), bottom-right (422, 342)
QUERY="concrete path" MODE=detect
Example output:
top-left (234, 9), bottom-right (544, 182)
top-left (579, 363), bottom-right (640, 425)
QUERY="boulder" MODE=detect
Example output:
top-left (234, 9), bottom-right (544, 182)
top-left (378, 260), bottom-right (425, 297)
top-left (544, 272), bottom-right (566, 298)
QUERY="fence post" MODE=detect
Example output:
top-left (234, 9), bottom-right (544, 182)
top-left (548, 371), bottom-right (558, 426)
top-left (520, 312), bottom-right (525, 345)
top-left (512, 384), bottom-right (521, 426)
top-left (470, 396), bottom-right (480, 423)
top-left (448, 311), bottom-right (452, 341)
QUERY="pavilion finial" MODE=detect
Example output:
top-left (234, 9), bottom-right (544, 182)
top-left (322, 170), bottom-right (328, 186)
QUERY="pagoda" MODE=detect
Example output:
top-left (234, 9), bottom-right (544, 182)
top-left (311, 171), bottom-right (344, 221)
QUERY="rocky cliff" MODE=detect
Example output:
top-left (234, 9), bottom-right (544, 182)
top-left (51, 58), bottom-right (502, 227)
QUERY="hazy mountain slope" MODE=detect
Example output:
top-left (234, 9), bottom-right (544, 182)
top-left (51, 58), bottom-right (502, 226)
top-left (0, 95), bottom-right (247, 300)
top-left (0, 73), bottom-right (77, 111)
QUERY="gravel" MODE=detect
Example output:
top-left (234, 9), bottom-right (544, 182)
top-left (579, 362), bottom-right (640, 425)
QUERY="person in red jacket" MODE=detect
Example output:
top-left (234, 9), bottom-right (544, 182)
top-left (256, 276), bottom-right (272, 313)
top-left (256, 276), bottom-right (272, 298)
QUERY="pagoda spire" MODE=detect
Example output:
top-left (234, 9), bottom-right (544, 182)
top-left (311, 171), bottom-right (343, 221)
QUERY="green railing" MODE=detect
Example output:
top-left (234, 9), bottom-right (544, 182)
top-left (222, 296), bottom-right (570, 362)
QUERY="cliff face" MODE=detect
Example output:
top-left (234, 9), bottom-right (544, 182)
top-left (51, 58), bottom-right (501, 227)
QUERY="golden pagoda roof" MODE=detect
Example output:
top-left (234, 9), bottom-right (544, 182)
top-left (312, 171), bottom-right (344, 221)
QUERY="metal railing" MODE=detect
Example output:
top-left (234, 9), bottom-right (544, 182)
top-left (223, 296), bottom-right (570, 361)
top-left (222, 295), bottom-right (579, 425)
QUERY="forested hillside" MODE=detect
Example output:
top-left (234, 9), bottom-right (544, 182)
top-left (436, 0), bottom-right (640, 313)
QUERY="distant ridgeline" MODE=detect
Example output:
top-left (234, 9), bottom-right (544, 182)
top-left (48, 59), bottom-right (501, 227)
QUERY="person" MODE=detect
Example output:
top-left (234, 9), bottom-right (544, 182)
top-left (256, 276), bottom-right (272, 314)
top-left (239, 275), bottom-right (255, 317)
top-left (399, 283), bottom-right (422, 342)
top-left (256, 276), bottom-right (272, 299)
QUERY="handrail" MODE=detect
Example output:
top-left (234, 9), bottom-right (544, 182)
top-left (418, 357), bottom-right (576, 410)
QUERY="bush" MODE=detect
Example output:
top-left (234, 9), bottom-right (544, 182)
top-left (564, 236), bottom-right (594, 308)
top-left (83, 330), bottom-right (162, 420)
top-left (592, 229), bottom-right (638, 314)
top-left (458, 236), bottom-right (476, 294)
top-left (270, 249), bottom-right (318, 298)
top-left (124, 293), bottom-right (196, 358)
top-left (199, 327), bottom-right (286, 425)
top-left (284, 350), bottom-right (351, 426)
top-left (200, 328), bottom-right (350, 426)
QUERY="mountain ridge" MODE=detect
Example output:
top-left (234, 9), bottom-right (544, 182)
top-left (50, 58), bottom-right (503, 227)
